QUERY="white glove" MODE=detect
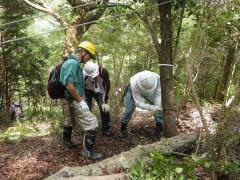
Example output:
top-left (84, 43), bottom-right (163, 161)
top-left (79, 100), bottom-right (89, 111)
top-left (151, 106), bottom-right (162, 112)
top-left (102, 103), bottom-right (110, 112)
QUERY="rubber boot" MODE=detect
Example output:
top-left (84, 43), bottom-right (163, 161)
top-left (63, 126), bottom-right (80, 148)
top-left (119, 123), bottom-right (128, 138)
top-left (82, 130), bottom-right (102, 160)
top-left (102, 128), bottom-right (114, 137)
top-left (155, 123), bottom-right (163, 139)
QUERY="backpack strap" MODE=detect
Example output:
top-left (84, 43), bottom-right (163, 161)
top-left (99, 64), bottom-right (104, 77)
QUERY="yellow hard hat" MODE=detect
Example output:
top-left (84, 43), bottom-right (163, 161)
top-left (78, 41), bottom-right (96, 59)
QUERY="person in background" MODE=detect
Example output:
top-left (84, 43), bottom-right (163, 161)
top-left (83, 61), bottom-right (113, 136)
top-left (119, 70), bottom-right (163, 139)
top-left (10, 102), bottom-right (22, 121)
top-left (60, 41), bottom-right (102, 160)
top-left (10, 104), bottom-right (15, 121)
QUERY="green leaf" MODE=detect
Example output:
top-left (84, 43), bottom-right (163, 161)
top-left (191, 154), bottom-right (199, 162)
top-left (204, 162), bottom-right (211, 168)
top-left (175, 167), bottom-right (183, 174)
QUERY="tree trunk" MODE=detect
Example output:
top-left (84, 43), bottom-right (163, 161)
top-left (173, 0), bottom-right (186, 62)
top-left (46, 133), bottom-right (197, 180)
top-left (17, 82), bottom-right (23, 116)
top-left (158, 0), bottom-right (177, 137)
top-left (64, 27), bottom-right (79, 51)
top-left (1, 34), bottom-right (10, 110)
top-left (62, 174), bottom-right (128, 180)
top-left (0, 33), bottom-right (5, 108)
top-left (216, 46), bottom-right (235, 102)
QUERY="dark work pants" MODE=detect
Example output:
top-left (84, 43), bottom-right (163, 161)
top-left (85, 89), bottom-right (111, 132)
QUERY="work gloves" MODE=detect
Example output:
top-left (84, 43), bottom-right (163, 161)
top-left (102, 103), bottom-right (110, 112)
top-left (79, 100), bottom-right (89, 111)
top-left (151, 105), bottom-right (162, 112)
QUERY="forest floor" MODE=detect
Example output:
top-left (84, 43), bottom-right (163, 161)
top-left (0, 104), bottom-right (219, 180)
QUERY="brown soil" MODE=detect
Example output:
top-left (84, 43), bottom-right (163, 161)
top-left (0, 106), bottom-right (217, 180)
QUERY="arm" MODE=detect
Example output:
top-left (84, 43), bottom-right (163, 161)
top-left (154, 80), bottom-right (162, 107)
top-left (66, 82), bottom-right (89, 111)
top-left (61, 60), bottom-right (83, 102)
top-left (131, 86), bottom-right (157, 111)
top-left (66, 82), bottom-right (84, 103)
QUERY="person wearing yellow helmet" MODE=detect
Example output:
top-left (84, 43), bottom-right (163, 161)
top-left (59, 40), bottom-right (102, 160)
top-left (77, 41), bottom-right (96, 60)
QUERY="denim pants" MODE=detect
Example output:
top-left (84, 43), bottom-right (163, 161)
top-left (85, 89), bottom-right (111, 132)
top-left (120, 86), bottom-right (163, 125)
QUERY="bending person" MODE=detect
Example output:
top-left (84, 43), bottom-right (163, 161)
top-left (83, 61), bottom-right (113, 136)
top-left (119, 70), bottom-right (163, 139)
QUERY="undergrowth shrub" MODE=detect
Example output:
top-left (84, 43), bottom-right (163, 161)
top-left (208, 109), bottom-right (240, 178)
top-left (128, 151), bottom-right (210, 180)
top-left (25, 107), bottom-right (63, 121)
top-left (0, 121), bottom-right (39, 144)
top-left (129, 109), bottom-right (240, 179)
top-left (0, 110), bottom-right (11, 123)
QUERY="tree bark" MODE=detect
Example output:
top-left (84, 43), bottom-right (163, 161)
top-left (46, 133), bottom-right (197, 180)
top-left (0, 33), bottom-right (5, 108)
top-left (61, 174), bottom-right (129, 180)
top-left (0, 34), bottom-right (9, 109)
top-left (158, 0), bottom-right (177, 137)
top-left (140, 1), bottom-right (177, 137)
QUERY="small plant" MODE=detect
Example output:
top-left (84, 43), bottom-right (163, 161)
top-left (208, 110), bottom-right (240, 178)
top-left (128, 151), bottom-right (211, 180)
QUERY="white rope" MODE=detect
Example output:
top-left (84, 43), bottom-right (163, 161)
top-left (159, 64), bottom-right (174, 67)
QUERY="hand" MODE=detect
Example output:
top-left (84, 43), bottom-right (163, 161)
top-left (151, 106), bottom-right (162, 112)
top-left (102, 103), bottom-right (110, 112)
top-left (79, 100), bottom-right (89, 111)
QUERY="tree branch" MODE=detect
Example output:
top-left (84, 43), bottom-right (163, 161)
top-left (22, 0), bottom-right (68, 28)
top-left (118, 3), bottom-right (161, 57)
top-left (70, 0), bottom-right (109, 38)
top-left (186, 48), bottom-right (210, 142)
top-left (81, 0), bottom-right (109, 30)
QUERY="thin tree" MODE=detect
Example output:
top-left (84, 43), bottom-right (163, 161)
top-left (128, 0), bottom-right (177, 137)
top-left (157, 0), bottom-right (177, 137)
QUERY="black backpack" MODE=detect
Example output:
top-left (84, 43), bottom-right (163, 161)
top-left (47, 62), bottom-right (65, 99)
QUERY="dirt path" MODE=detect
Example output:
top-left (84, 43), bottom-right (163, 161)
top-left (0, 107), bottom-right (217, 180)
